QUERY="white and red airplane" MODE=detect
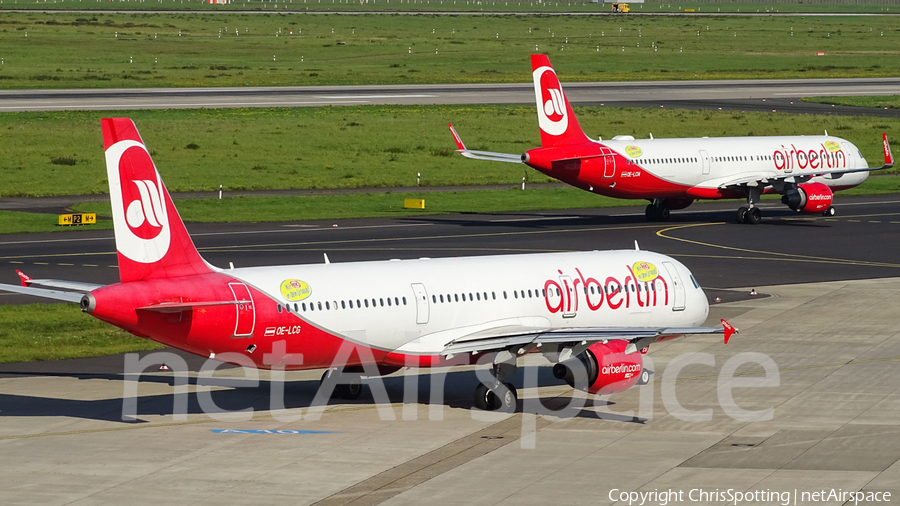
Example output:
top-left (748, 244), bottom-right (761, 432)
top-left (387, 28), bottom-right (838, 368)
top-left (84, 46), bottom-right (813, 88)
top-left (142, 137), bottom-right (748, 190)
top-left (0, 118), bottom-right (735, 412)
top-left (450, 55), bottom-right (894, 224)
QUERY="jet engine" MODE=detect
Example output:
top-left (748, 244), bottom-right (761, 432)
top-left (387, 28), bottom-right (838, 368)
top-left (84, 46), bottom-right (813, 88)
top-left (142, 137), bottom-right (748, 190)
top-left (781, 182), bottom-right (834, 214)
top-left (552, 340), bottom-right (646, 395)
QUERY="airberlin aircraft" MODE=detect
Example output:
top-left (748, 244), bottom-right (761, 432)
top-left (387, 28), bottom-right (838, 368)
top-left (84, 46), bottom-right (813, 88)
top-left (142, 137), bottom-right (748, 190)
top-left (450, 55), bottom-right (894, 224)
top-left (0, 118), bottom-right (736, 412)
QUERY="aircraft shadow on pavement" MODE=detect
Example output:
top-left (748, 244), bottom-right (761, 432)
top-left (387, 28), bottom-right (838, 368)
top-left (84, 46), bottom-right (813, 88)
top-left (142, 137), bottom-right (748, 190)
top-left (0, 366), bottom-right (643, 424)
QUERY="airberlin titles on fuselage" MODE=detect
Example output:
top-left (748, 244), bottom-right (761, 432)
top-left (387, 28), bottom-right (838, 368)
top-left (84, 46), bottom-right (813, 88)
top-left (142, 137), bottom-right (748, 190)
top-left (543, 262), bottom-right (670, 317)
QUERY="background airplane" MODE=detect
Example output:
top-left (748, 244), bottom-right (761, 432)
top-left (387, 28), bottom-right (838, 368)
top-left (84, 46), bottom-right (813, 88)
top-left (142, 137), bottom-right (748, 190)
top-left (450, 54), bottom-right (895, 224)
top-left (0, 118), bottom-right (734, 412)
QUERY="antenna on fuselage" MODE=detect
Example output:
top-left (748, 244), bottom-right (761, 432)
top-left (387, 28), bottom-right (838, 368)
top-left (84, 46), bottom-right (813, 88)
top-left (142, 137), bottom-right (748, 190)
top-left (634, 240), bottom-right (640, 251)
top-left (324, 253), bottom-right (330, 265)
top-left (825, 130), bottom-right (828, 136)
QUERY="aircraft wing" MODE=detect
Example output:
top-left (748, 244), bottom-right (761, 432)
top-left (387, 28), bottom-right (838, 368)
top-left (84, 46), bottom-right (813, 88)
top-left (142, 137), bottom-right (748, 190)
top-left (448, 123), bottom-right (523, 164)
top-left (0, 282), bottom-right (85, 303)
top-left (440, 319), bottom-right (736, 361)
top-left (715, 133), bottom-right (893, 190)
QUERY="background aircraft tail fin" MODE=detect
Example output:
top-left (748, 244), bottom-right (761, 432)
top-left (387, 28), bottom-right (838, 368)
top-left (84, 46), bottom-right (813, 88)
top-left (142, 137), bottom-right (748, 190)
top-left (531, 54), bottom-right (591, 147)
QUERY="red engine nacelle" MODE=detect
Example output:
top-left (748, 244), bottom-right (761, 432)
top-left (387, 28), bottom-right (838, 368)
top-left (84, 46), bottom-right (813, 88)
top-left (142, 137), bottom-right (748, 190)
top-left (781, 182), bottom-right (833, 214)
top-left (552, 340), bottom-right (644, 395)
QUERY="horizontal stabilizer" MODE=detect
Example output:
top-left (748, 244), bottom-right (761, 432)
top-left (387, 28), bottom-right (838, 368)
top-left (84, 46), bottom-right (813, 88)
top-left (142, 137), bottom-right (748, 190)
top-left (16, 271), bottom-right (102, 293)
top-left (448, 124), bottom-right (522, 164)
top-left (0, 282), bottom-right (85, 303)
top-left (457, 150), bottom-right (523, 164)
top-left (138, 299), bottom-right (250, 313)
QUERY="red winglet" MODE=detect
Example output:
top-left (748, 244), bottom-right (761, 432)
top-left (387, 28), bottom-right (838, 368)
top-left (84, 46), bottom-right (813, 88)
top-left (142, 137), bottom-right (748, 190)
top-left (884, 133), bottom-right (894, 167)
top-left (16, 270), bottom-right (32, 287)
top-left (721, 319), bottom-right (737, 344)
top-left (448, 123), bottom-right (466, 151)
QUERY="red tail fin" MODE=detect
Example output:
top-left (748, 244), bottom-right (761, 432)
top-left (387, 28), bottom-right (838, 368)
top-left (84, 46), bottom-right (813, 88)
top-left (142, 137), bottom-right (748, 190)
top-left (531, 54), bottom-right (590, 147)
top-left (101, 118), bottom-right (212, 282)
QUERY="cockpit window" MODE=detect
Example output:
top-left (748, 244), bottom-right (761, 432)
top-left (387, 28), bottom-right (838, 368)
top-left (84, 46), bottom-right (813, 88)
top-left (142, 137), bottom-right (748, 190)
top-left (689, 275), bottom-right (700, 289)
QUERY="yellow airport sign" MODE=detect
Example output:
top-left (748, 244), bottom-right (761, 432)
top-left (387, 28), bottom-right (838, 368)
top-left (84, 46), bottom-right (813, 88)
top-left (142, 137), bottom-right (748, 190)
top-left (58, 213), bottom-right (97, 226)
top-left (403, 199), bottom-right (425, 209)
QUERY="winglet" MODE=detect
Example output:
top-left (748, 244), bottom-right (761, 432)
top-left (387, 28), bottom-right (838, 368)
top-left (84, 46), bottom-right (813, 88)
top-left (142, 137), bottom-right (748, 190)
top-left (16, 270), bottom-right (31, 287)
top-left (722, 319), bottom-right (738, 344)
top-left (883, 133), bottom-right (894, 169)
top-left (448, 123), bottom-right (466, 151)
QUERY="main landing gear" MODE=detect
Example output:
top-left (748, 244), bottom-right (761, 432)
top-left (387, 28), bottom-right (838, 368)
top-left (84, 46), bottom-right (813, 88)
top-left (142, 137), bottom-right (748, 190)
top-left (645, 199), bottom-right (670, 222)
top-left (736, 187), bottom-right (762, 225)
top-left (320, 368), bottom-right (363, 400)
top-left (473, 360), bottom-right (518, 413)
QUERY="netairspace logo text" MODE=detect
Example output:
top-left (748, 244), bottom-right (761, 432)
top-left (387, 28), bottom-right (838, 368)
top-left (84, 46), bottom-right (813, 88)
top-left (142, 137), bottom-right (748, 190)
top-left (609, 488), bottom-right (892, 506)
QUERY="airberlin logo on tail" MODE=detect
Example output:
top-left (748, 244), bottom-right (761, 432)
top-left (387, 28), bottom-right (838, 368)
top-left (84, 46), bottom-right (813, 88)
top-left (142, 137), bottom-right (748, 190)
top-left (125, 179), bottom-right (165, 240)
top-left (105, 140), bottom-right (171, 263)
top-left (533, 66), bottom-right (568, 136)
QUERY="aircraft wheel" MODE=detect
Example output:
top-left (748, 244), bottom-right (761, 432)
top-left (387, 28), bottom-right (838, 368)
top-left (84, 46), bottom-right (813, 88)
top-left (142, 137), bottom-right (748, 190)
top-left (736, 206), bottom-right (749, 224)
top-left (658, 207), bottom-right (670, 221)
top-left (747, 207), bottom-right (762, 225)
top-left (645, 204), bottom-right (657, 222)
top-left (338, 375), bottom-right (363, 400)
top-left (498, 382), bottom-right (517, 413)
top-left (474, 383), bottom-right (492, 410)
top-left (823, 206), bottom-right (836, 217)
top-left (640, 369), bottom-right (650, 385)
top-left (552, 363), bottom-right (568, 380)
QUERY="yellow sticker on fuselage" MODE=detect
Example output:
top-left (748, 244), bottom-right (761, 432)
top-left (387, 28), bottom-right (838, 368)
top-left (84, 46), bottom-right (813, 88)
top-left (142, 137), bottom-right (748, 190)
top-left (632, 262), bottom-right (659, 282)
top-left (280, 279), bottom-right (311, 301)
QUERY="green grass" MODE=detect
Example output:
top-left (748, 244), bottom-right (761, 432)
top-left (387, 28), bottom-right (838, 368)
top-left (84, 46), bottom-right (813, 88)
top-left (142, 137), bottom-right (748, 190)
top-left (0, 0), bottom-right (895, 13)
top-left (1, 105), bottom-right (898, 197)
top-left (803, 95), bottom-right (900, 109)
top-left (0, 303), bottom-right (163, 363)
top-left (0, 12), bottom-right (898, 88)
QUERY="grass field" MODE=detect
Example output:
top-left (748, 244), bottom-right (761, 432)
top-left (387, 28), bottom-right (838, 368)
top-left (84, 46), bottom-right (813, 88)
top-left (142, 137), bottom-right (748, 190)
top-left (0, 12), bottom-right (898, 88)
top-left (0, 0), bottom-right (895, 14)
top-left (804, 95), bottom-right (900, 109)
top-left (0, 105), bottom-right (896, 197)
top-left (0, 303), bottom-right (163, 363)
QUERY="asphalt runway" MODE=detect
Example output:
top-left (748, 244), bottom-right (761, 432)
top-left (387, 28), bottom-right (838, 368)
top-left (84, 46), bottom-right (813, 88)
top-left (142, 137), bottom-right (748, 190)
top-left (3, 193), bottom-right (900, 306)
top-left (2, 78), bottom-right (900, 114)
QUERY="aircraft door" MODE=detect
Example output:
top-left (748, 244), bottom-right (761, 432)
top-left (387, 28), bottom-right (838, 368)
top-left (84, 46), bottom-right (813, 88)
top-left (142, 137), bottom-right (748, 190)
top-left (559, 275), bottom-right (577, 318)
top-left (411, 283), bottom-right (430, 324)
top-left (699, 150), bottom-right (710, 175)
top-left (603, 154), bottom-right (616, 178)
top-left (840, 143), bottom-right (856, 170)
top-left (661, 262), bottom-right (685, 312)
top-left (229, 282), bottom-right (256, 337)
